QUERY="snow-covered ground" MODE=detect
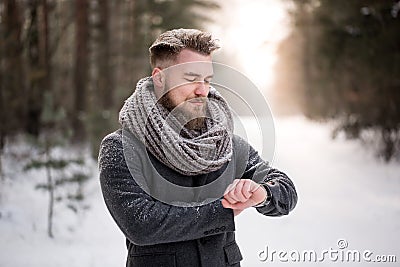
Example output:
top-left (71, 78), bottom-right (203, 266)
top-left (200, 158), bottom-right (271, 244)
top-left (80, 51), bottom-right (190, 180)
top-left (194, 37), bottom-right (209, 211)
top-left (1, 116), bottom-right (399, 267)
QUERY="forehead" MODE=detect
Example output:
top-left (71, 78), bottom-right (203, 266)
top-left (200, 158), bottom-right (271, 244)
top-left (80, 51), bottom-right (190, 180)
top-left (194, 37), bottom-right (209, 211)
top-left (165, 50), bottom-right (213, 77)
top-left (166, 62), bottom-right (213, 76)
top-left (176, 49), bottom-right (212, 64)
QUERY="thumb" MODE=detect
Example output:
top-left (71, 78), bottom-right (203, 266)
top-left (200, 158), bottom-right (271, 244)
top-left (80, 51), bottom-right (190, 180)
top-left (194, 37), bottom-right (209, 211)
top-left (221, 198), bottom-right (233, 209)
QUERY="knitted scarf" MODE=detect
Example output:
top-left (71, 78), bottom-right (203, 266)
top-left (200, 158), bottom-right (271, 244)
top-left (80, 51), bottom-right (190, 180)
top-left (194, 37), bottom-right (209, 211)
top-left (119, 77), bottom-right (234, 176)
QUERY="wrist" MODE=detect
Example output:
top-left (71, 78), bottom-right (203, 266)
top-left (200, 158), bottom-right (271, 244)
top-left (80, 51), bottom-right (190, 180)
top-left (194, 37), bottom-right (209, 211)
top-left (253, 185), bottom-right (270, 207)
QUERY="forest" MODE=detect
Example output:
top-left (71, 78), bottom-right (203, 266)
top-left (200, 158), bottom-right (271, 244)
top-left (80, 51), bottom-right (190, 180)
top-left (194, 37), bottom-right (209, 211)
top-left (1, 1), bottom-right (399, 265)
top-left (0, 0), bottom-right (220, 238)
top-left (275, 0), bottom-right (400, 160)
top-left (0, 0), bottom-right (220, 159)
top-left (1, 0), bottom-right (399, 162)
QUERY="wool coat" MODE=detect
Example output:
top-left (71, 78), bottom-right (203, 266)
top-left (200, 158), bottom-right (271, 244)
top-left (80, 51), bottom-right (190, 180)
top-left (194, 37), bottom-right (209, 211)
top-left (99, 129), bottom-right (297, 267)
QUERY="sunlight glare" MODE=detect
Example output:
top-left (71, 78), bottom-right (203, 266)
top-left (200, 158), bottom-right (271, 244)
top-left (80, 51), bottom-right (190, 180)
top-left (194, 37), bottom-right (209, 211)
top-left (211, 0), bottom-right (290, 92)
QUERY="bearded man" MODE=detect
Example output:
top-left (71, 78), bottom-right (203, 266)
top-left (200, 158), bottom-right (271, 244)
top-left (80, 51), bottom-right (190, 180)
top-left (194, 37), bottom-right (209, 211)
top-left (99, 28), bottom-right (297, 267)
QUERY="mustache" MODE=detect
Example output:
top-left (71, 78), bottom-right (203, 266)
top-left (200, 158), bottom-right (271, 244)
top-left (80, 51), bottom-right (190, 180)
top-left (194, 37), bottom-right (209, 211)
top-left (187, 97), bottom-right (207, 103)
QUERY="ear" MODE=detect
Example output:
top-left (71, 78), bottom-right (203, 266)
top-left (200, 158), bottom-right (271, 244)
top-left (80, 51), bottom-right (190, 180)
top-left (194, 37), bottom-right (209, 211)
top-left (152, 67), bottom-right (164, 89)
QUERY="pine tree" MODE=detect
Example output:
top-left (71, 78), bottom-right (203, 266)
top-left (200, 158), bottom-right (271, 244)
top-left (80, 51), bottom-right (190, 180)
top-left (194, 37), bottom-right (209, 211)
top-left (24, 92), bottom-right (90, 238)
top-left (283, 0), bottom-right (400, 160)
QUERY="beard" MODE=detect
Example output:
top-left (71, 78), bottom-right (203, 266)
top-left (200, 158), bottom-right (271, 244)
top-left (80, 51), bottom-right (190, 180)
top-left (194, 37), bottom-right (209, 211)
top-left (159, 92), bottom-right (207, 131)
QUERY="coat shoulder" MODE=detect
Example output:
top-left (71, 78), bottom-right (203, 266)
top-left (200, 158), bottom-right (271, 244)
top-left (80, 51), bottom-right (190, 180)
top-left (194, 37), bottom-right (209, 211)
top-left (98, 129), bottom-right (124, 170)
top-left (101, 129), bottom-right (123, 146)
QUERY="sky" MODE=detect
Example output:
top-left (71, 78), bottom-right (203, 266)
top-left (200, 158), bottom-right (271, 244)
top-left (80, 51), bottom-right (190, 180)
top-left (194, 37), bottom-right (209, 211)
top-left (208, 0), bottom-right (291, 92)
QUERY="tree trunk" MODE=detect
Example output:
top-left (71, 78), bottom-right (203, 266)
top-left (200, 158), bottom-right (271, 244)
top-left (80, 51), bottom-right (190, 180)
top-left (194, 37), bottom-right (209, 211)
top-left (26, 0), bottom-right (49, 136)
top-left (88, 0), bottom-right (113, 156)
top-left (45, 138), bottom-right (54, 238)
top-left (97, 0), bottom-right (113, 110)
top-left (73, 0), bottom-right (89, 141)
top-left (1, 0), bottom-right (24, 142)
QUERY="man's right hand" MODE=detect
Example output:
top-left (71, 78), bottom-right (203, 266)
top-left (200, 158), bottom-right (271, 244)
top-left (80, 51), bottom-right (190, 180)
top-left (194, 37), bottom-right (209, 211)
top-left (221, 179), bottom-right (267, 216)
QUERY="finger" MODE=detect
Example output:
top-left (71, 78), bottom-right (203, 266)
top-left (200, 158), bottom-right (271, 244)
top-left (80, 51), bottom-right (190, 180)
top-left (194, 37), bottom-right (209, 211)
top-left (251, 183), bottom-right (266, 197)
top-left (242, 179), bottom-right (253, 199)
top-left (249, 182), bottom-right (267, 205)
top-left (225, 179), bottom-right (241, 201)
top-left (221, 198), bottom-right (233, 209)
top-left (223, 183), bottom-right (234, 195)
top-left (223, 193), bottom-right (237, 204)
top-left (228, 200), bottom-right (254, 210)
top-left (228, 181), bottom-right (242, 203)
top-left (233, 180), bottom-right (247, 202)
top-left (224, 179), bottom-right (240, 195)
top-left (250, 181), bottom-right (263, 193)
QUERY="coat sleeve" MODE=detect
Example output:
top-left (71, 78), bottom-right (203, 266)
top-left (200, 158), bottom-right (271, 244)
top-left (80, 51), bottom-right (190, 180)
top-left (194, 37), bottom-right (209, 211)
top-left (98, 132), bottom-right (235, 246)
top-left (234, 135), bottom-right (298, 216)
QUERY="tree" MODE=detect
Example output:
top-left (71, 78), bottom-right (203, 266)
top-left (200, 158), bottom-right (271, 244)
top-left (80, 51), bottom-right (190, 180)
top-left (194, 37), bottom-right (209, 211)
top-left (24, 92), bottom-right (90, 238)
top-left (87, 0), bottom-right (115, 157)
top-left (73, 0), bottom-right (89, 140)
top-left (25, 0), bottom-right (51, 136)
top-left (283, 0), bottom-right (400, 160)
top-left (0, 0), bottom-right (24, 147)
top-left (0, 0), bottom-right (220, 157)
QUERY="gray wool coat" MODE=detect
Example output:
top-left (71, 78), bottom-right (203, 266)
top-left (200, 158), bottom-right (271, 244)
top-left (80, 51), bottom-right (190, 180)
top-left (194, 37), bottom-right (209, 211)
top-left (99, 129), bottom-right (297, 267)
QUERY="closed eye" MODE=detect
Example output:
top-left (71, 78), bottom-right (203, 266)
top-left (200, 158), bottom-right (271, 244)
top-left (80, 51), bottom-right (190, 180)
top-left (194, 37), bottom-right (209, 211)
top-left (184, 78), bottom-right (197, 82)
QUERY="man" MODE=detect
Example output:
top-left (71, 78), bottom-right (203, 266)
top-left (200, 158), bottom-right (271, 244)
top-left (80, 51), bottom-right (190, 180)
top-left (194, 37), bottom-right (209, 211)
top-left (99, 28), bottom-right (297, 267)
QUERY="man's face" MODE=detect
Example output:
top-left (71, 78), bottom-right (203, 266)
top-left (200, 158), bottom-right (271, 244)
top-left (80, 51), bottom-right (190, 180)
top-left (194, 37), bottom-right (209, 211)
top-left (155, 49), bottom-right (214, 129)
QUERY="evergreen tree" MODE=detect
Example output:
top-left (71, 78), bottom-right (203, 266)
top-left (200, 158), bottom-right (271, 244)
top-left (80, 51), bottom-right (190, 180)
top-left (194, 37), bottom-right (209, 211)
top-left (284, 0), bottom-right (400, 160)
top-left (24, 92), bottom-right (90, 238)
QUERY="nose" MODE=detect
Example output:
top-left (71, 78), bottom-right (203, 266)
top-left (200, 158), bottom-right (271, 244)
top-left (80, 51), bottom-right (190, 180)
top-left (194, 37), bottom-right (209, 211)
top-left (194, 81), bottom-right (209, 97)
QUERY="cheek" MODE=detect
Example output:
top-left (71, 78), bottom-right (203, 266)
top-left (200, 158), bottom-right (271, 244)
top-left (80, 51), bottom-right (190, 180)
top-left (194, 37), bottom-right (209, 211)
top-left (181, 84), bottom-right (197, 97)
top-left (166, 90), bottom-right (184, 107)
top-left (171, 85), bottom-right (195, 102)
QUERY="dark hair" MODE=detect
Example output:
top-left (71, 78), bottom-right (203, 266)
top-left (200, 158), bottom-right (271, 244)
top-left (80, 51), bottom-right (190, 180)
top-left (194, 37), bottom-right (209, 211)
top-left (149, 28), bottom-right (220, 68)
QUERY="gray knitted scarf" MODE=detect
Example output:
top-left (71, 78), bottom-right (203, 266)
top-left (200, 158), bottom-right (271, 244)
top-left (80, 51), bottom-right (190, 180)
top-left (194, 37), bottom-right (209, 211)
top-left (119, 77), bottom-right (234, 176)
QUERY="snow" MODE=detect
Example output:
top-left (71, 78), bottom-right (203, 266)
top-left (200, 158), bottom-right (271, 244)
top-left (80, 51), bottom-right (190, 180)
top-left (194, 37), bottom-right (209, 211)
top-left (1, 116), bottom-right (399, 267)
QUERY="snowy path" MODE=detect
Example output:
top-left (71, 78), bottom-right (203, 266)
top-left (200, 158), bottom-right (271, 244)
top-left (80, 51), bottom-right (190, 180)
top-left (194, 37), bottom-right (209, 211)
top-left (237, 117), bottom-right (400, 266)
top-left (1, 116), bottom-right (399, 267)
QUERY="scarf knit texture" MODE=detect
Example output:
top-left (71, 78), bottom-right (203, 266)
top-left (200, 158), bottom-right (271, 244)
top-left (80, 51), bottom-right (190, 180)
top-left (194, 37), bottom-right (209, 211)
top-left (119, 77), bottom-right (234, 176)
